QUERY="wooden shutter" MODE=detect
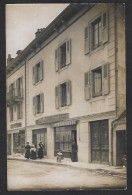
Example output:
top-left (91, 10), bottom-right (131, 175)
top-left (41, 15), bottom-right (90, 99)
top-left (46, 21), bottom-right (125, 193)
top-left (66, 39), bottom-right (71, 65)
top-left (84, 26), bottom-right (90, 54)
top-left (20, 77), bottom-right (23, 96)
top-left (32, 66), bottom-right (35, 84)
top-left (66, 80), bottom-right (71, 106)
top-left (40, 93), bottom-right (44, 113)
top-left (55, 49), bottom-right (59, 71)
top-left (84, 72), bottom-right (91, 100)
top-left (55, 86), bottom-right (59, 109)
top-left (40, 61), bottom-right (43, 81)
top-left (20, 103), bottom-right (22, 119)
top-left (102, 11), bottom-right (109, 44)
top-left (102, 63), bottom-right (109, 95)
top-left (16, 79), bottom-right (19, 96)
top-left (33, 96), bottom-right (36, 115)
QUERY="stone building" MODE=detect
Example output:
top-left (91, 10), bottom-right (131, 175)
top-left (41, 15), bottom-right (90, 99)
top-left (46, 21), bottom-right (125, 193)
top-left (6, 3), bottom-right (126, 166)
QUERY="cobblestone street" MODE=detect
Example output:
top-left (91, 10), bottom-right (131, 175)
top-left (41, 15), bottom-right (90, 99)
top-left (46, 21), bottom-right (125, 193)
top-left (7, 160), bottom-right (126, 191)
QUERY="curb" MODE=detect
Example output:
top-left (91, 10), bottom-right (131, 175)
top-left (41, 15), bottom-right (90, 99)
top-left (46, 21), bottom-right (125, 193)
top-left (7, 157), bottom-right (127, 179)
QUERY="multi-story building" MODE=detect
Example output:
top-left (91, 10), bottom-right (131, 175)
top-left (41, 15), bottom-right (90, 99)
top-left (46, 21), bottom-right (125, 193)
top-left (6, 3), bottom-right (126, 166)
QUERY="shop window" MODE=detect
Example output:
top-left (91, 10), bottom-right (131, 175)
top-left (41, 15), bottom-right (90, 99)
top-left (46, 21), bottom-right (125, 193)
top-left (84, 63), bottom-right (109, 100)
top-left (55, 80), bottom-right (71, 109)
top-left (33, 60), bottom-right (43, 84)
top-left (33, 93), bottom-right (44, 115)
top-left (55, 39), bottom-right (71, 71)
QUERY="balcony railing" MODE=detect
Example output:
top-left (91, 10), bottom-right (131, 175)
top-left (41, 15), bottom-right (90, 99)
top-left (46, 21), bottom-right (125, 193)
top-left (7, 88), bottom-right (23, 106)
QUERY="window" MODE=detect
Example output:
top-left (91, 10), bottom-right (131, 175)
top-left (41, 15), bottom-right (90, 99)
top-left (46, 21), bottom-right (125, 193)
top-left (84, 63), bottom-right (109, 100)
top-left (33, 93), bottom-right (44, 115)
top-left (33, 61), bottom-right (43, 84)
top-left (92, 17), bottom-right (102, 49)
top-left (9, 83), bottom-right (15, 98)
top-left (55, 81), bottom-right (71, 109)
top-left (55, 39), bottom-right (71, 71)
top-left (16, 77), bottom-right (23, 97)
top-left (84, 11), bottom-right (108, 54)
top-left (17, 103), bottom-right (22, 119)
top-left (9, 106), bottom-right (13, 121)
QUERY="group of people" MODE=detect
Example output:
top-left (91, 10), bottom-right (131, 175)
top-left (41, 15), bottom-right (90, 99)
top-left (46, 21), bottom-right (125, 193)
top-left (25, 141), bottom-right (44, 160)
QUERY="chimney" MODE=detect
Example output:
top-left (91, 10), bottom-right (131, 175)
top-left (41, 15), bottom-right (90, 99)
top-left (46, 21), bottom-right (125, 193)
top-left (7, 54), bottom-right (14, 66)
top-left (35, 28), bottom-right (45, 38)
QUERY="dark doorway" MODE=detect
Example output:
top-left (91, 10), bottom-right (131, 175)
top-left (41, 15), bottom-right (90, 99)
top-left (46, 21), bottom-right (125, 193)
top-left (7, 134), bottom-right (11, 155)
top-left (91, 120), bottom-right (109, 164)
top-left (116, 130), bottom-right (127, 166)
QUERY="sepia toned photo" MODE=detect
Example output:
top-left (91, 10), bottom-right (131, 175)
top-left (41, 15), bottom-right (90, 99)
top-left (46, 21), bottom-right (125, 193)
top-left (6, 3), bottom-right (126, 191)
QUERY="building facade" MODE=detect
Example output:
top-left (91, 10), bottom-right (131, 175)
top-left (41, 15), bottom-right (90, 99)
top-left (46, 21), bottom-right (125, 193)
top-left (6, 3), bottom-right (126, 166)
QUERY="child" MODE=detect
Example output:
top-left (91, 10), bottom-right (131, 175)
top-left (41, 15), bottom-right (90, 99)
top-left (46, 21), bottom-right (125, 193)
top-left (57, 150), bottom-right (63, 162)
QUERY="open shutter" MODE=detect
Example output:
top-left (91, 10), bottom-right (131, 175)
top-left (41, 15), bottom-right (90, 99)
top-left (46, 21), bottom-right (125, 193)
top-left (102, 11), bottom-right (109, 44)
top-left (33, 96), bottom-right (36, 115)
top-left (40, 93), bottom-right (44, 113)
top-left (40, 61), bottom-right (43, 81)
top-left (32, 66), bottom-right (35, 84)
top-left (55, 49), bottom-right (59, 71)
top-left (84, 26), bottom-right (90, 54)
top-left (102, 63), bottom-right (109, 95)
top-left (66, 80), bottom-right (71, 106)
top-left (16, 79), bottom-right (19, 96)
top-left (20, 76), bottom-right (23, 96)
top-left (55, 86), bottom-right (59, 109)
top-left (20, 103), bottom-right (22, 119)
top-left (66, 39), bottom-right (71, 65)
top-left (13, 82), bottom-right (15, 96)
top-left (84, 72), bottom-right (91, 100)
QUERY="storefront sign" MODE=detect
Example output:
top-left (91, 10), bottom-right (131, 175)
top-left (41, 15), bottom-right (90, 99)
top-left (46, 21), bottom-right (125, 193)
top-left (36, 113), bottom-right (69, 125)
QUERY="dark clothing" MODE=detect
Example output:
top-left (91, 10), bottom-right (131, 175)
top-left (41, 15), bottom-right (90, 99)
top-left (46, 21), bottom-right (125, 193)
top-left (25, 145), bottom-right (31, 159)
top-left (71, 143), bottom-right (78, 162)
top-left (38, 143), bottom-right (44, 159)
top-left (30, 148), bottom-right (37, 160)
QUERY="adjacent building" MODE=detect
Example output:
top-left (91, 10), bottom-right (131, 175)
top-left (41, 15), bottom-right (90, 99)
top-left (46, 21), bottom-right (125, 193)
top-left (6, 3), bottom-right (126, 166)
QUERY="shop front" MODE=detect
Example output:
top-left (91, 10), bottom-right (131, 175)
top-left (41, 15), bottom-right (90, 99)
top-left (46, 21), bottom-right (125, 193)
top-left (13, 130), bottom-right (25, 154)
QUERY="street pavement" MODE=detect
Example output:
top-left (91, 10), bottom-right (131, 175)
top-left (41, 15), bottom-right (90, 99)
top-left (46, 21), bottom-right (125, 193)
top-left (7, 160), bottom-right (126, 191)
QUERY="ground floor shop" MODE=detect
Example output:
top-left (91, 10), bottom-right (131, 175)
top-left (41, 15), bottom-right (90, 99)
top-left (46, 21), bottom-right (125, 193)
top-left (7, 112), bottom-right (127, 166)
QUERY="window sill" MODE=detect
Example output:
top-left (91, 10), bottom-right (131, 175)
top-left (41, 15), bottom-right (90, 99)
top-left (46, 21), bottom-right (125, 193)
top-left (58, 65), bottom-right (68, 73)
top-left (34, 80), bottom-right (43, 86)
top-left (89, 44), bottom-right (105, 56)
top-left (89, 95), bottom-right (105, 103)
top-left (58, 105), bottom-right (69, 111)
top-left (35, 112), bottom-right (43, 117)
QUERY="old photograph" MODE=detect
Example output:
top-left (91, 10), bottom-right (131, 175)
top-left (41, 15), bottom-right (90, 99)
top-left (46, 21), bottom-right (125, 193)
top-left (6, 3), bottom-right (126, 191)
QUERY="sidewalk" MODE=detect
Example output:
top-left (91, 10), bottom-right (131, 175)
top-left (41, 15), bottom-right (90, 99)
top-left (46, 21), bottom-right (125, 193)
top-left (7, 154), bottom-right (127, 179)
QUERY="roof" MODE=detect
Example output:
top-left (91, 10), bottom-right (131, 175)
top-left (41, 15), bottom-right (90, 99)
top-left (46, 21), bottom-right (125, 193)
top-left (7, 3), bottom-right (94, 73)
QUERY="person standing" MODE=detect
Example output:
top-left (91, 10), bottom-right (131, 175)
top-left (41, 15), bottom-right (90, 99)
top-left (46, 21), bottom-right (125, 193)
top-left (38, 141), bottom-right (44, 159)
top-left (71, 141), bottom-right (78, 162)
top-left (25, 142), bottom-right (31, 159)
top-left (30, 143), bottom-right (37, 160)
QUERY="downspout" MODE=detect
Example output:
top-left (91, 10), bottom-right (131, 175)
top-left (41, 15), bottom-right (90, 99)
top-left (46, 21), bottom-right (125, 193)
top-left (111, 3), bottom-right (118, 166)
top-left (25, 60), bottom-right (27, 145)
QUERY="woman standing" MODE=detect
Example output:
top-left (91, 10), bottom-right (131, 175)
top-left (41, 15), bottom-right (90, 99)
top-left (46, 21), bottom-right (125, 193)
top-left (38, 141), bottom-right (44, 159)
top-left (71, 141), bottom-right (78, 162)
top-left (25, 142), bottom-right (31, 159)
top-left (30, 144), bottom-right (37, 160)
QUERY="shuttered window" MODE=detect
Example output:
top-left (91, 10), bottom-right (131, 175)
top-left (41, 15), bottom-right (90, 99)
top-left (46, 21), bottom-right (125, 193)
top-left (84, 64), bottom-right (109, 100)
top-left (32, 60), bottom-right (43, 84)
top-left (55, 39), bottom-right (71, 71)
top-left (17, 103), bottom-right (22, 119)
top-left (55, 81), bottom-right (71, 108)
top-left (33, 93), bottom-right (44, 115)
top-left (16, 76), bottom-right (23, 97)
top-left (84, 11), bottom-right (109, 54)
top-left (9, 106), bottom-right (13, 121)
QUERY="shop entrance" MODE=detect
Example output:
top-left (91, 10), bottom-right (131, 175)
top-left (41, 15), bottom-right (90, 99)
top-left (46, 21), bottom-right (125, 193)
top-left (116, 130), bottom-right (127, 166)
top-left (91, 120), bottom-right (109, 164)
top-left (13, 131), bottom-right (25, 154)
top-left (33, 128), bottom-right (47, 156)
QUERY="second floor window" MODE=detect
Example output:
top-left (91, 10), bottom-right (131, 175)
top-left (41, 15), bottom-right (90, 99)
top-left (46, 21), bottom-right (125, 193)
top-left (33, 93), bottom-right (44, 115)
top-left (9, 106), bottom-right (14, 121)
top-left (17, 103), bottom-right (22, 120)
top-left (33, 60), bottom-right (43, 85)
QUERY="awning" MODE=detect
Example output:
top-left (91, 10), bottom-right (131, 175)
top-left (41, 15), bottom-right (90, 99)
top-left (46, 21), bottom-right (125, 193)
top-left (52, 119), bottom-right (78, 127)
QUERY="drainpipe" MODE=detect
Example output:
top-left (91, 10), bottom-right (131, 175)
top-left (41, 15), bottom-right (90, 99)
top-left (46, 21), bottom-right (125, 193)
top-left (111, 3), bottom-right (118, 166)
top-left (25, 60), bottom-right (27, 145)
